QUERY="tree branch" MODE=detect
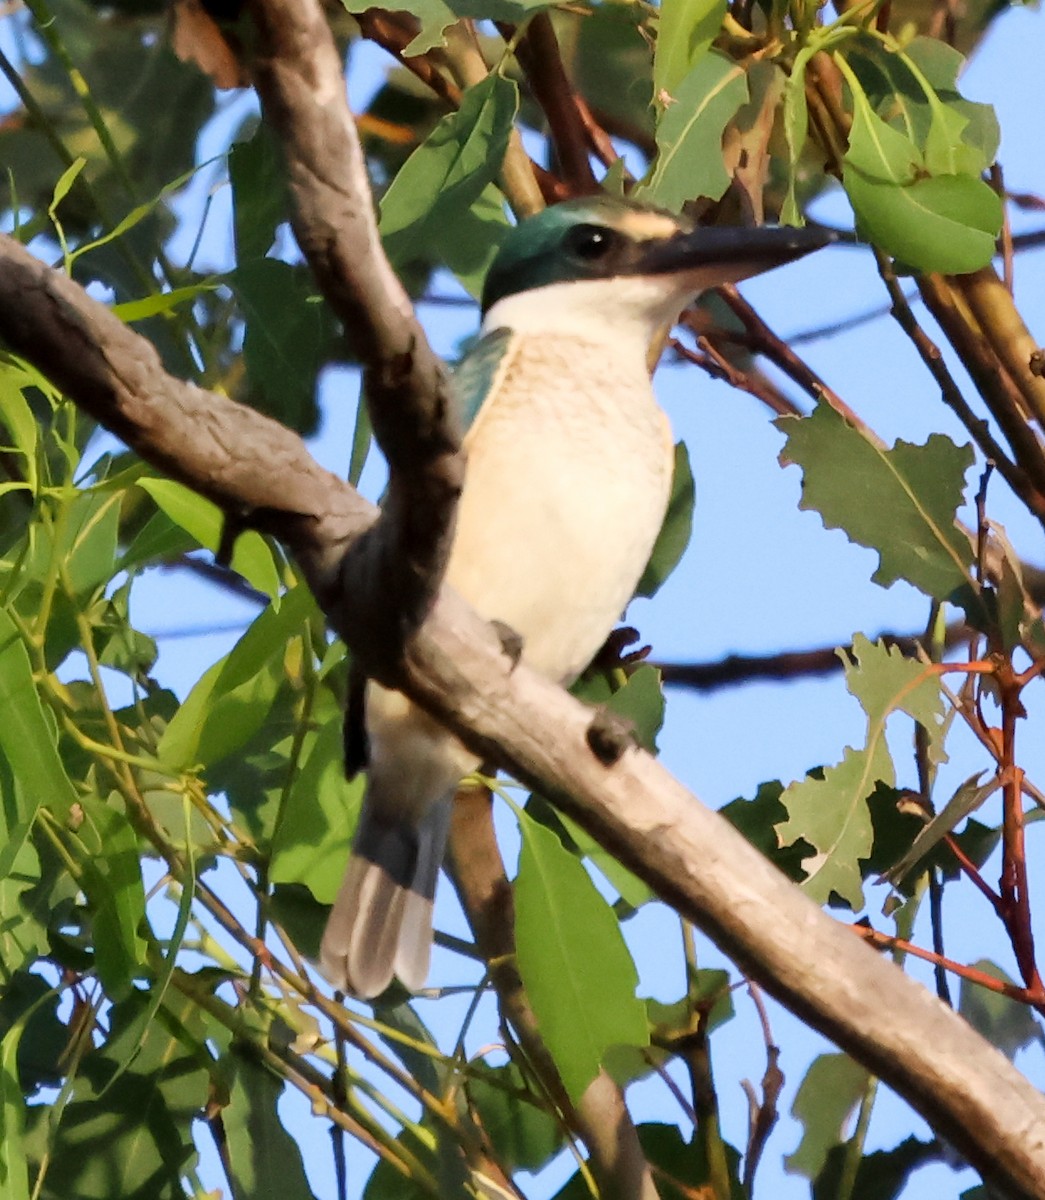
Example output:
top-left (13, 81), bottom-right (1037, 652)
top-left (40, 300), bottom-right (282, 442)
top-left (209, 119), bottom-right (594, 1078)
top-left (245, 0), bottom-right (465, 681)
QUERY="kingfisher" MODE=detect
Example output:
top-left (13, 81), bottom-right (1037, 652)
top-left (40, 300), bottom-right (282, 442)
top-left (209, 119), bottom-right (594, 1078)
top-left (320, 196), bottom-right (831, 998)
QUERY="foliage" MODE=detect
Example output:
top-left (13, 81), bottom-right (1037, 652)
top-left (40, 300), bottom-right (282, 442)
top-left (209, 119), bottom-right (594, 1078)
top-left (0, 0), bottom-right (1043, 1197)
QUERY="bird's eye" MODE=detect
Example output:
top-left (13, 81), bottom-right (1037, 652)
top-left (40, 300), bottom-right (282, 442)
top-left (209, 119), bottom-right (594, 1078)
top-left (564, 224), bottom-right (620, 262)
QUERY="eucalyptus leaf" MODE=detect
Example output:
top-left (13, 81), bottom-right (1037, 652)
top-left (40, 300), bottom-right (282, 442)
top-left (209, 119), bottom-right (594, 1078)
top-left (643, 52), bottom-right (748, 211)
top-left (515, 807), bottom-right (648, 1103)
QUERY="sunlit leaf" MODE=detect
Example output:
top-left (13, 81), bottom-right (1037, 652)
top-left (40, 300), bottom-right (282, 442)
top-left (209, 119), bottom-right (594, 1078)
top-left (269, 720), bottom-right (366, 904)
top-left (380, 75), bottom-right (517, 272)
top-left (839, 66), bottom-right (1001, 273)
top-left (652, 0), bottom-right (727, 100)
top-left (157, 585), bottom-right (315, 770)
top-left (777, 400), bottom-right (975, 605)
top-left (776, 636), bottom-right (944, 908)
top-left (643, 53), bottom-right (748, 211)
top-left (137, 476), bottom-right (281, 601)
top-left (74, 795), bottom-right (148, 999)
top-left (786, 1053), bottom-right (870, 1179)
top-left (515, 808), bottom-right (648, 1103)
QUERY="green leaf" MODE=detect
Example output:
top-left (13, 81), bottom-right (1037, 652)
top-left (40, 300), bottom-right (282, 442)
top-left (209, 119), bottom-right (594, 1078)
top-left (50, 157), bottom-right (86, 211)
top-left (846, 38), bottom-right (998, 176)
top-left (339, 0), bottom-right (553, 55)
top-left (157, 585), bottom-right (314, 770)
top-left (605, 981), bottom-right (734, 1086)
top-left (643, 52), bottom-right (748, 211)
top-left (0, 973), bottom-right (64, 1096)
top-left (269, 720), bottom-right (366, 904)
top-left (514, 808), bottom-right (648, 1103)
top-left (222, 1052), bottom-right (316, 1200)
top-left (57, 490), bottom-right (122, 599)
top-left (652, 0), bottom-right (727, 100)
top-left (380, 76), bottom-right (517, 270)
top-left (229, 121), bottom-right (291, 264)
top-left (137, 476), bottom-right (281, 601)
top-left (555, 668), bottom-right (663, 907)
top-left (959, 961), bottom-right (1045, 1060)
top-left (233, 258), bottom-right (329, 436)
top-left (781, 45), bottom-right (816, 225)
top-left (636, 442), bottom-right (694, 598)
top-left (720, 781), bottom-right (811, 883)
top-left (776, 400), bottom-right (975, 604)
top-left (73, 796), bottom-right (148, 999)
top-left (0, 366), bottom-right (38, 493)
top-left (0, 1023), bottom-right (31, 1200)
top-left (24, 991), bottom-right (212, 1200)
top-left (786, 1053), bottom-right (870, 1179)
top-left (437, 182), bottom-right (511, 299)
top-left (883, 771), bottom-right (996, 885)
top-left (813, 1135), bottom-right (936, 1200)
top-left (776, 636), bottom-right (944, 908)
top-left (110, 283), bottom-right (217, 323)
top-left (466, 1061), bottom-right (563, 1172)
top-left (0, 608), bottom-right (78, 822)
top-left (0, 827), bottom-right (46, 980)
top-left (840, 70), bottom-right (1002, 273)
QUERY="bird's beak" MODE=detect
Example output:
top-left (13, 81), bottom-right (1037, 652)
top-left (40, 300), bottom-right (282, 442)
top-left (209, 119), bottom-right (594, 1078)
top-left (635, 223), bottom-right (838, 286)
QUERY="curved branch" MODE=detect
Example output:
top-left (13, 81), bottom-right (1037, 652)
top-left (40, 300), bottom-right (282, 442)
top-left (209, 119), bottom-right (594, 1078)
top-left (245, 0), bottom-right (465, 681)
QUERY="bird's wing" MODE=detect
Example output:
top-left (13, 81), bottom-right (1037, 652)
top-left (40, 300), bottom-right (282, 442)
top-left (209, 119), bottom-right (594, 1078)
top-left (451, 325), bottom-right (517, 437)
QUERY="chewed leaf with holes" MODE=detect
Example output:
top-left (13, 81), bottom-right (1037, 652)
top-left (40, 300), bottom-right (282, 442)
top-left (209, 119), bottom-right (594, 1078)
top-left (776, 636), bottom-right (945, 909)
top-left (777, 401), bottom-right (975, 603)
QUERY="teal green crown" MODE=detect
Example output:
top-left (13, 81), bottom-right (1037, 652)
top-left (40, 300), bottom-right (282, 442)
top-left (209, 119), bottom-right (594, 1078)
top-left (480, 196), bottom-right (685, 314)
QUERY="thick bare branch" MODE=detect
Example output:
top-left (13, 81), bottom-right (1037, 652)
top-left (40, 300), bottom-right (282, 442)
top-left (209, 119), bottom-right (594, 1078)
top-left (245, 0), bottom-right (465, 681)
top-left (4, 234), bottom-right (1045, 1199)
top-left (0, 235), bottom-right (365, 575)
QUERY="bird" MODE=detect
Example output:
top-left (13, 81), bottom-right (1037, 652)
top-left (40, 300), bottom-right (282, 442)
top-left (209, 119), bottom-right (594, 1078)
top-left (319, 195), bottom-right (833, 998)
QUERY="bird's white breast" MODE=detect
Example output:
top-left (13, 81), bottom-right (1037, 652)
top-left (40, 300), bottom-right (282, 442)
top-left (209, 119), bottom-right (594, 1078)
top-left (447, 331), bottom-right (674, 683)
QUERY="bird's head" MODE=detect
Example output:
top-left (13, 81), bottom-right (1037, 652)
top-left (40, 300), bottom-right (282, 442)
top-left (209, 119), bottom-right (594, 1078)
top-left (480, 196), bottom-right (835, 346)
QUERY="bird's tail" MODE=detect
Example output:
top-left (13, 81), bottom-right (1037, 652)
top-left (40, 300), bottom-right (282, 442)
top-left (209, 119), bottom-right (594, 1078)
top-left (319, 794), bottom-right (453, 999)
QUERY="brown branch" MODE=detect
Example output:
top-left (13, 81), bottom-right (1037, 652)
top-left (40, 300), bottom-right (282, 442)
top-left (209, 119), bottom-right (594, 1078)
top-left (244, 0), bottom-right (465, 681)
top-left (653, 626), bottom-right (945, 691)
top-left (506, 13), bottom-right (597, 194)
top-left (854, 925), bottom-right (1045, 1009)
top-left (955, 266), bottom-right (1045, 429)
top-left (447, 789), bottom-right (658, 1200)
top-left (572, 94), bottom-right (623, 172)
top-left (874, 251), bottom-right (1045, 525)
top-left (353, 9), bottom-right (462, 107)
top-left (713, 282), bottom-right (852, 416)
top-left (918, 274), bottom-right (1045, 509)
top-left (669, 333), bottom-right (801, 417)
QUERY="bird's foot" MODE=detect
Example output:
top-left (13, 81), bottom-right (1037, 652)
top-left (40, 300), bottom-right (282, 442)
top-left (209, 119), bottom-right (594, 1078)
top-left (586, 708), bottom-right (637, 766)
top-left (590, 626), bottom-right (652, 672)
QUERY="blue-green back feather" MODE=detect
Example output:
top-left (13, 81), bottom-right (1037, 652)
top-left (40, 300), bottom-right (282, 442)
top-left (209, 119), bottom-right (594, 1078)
top-left (451, 326), bottom-right (515, 434)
